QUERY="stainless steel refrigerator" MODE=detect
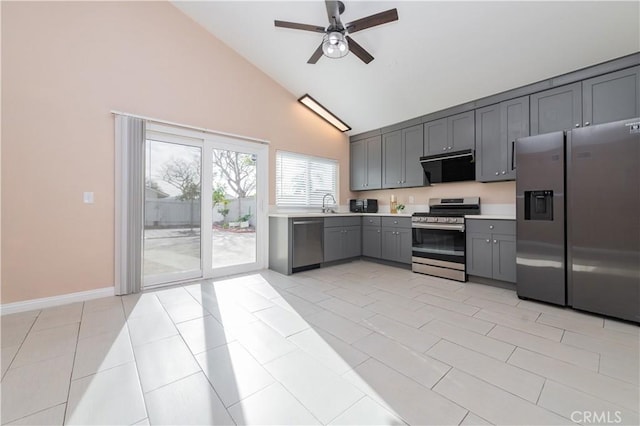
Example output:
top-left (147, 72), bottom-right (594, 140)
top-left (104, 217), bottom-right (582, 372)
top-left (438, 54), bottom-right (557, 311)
top-left (516, 118), bottom-right (640, 322)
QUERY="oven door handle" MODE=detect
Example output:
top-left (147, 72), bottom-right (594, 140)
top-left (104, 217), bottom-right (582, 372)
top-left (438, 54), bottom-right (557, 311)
top-left (412, 223), bottom-right (465, 232)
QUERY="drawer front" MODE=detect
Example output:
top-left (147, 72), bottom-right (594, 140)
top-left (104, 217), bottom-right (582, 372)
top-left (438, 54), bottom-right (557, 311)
top-left (324, 216), bottom-right (361, 228)
top-left (362, 216), bottom-right (381, 227)
top-left (381, 216), bottom-right (412, 228)
top-left (466, 219), bottom-right (515, 235)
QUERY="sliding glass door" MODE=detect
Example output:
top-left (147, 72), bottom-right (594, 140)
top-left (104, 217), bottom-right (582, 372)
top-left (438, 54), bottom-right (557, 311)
top-left (143, 124), bottom-right (267, 288)
top-left (210, 147), bottom-right (257, 270)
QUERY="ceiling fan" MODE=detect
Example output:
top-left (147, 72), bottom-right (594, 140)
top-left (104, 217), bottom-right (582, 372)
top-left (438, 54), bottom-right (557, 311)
top-left (274, 1), bottom-right (398, 64)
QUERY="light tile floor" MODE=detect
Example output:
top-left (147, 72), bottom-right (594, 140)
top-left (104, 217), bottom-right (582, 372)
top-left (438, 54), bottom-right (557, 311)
top-left (1, 260), bottom-right (639, 425)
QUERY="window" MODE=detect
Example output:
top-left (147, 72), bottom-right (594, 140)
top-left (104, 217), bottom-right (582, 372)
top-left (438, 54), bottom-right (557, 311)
top-left (276, 151), bottom-right (338, 207)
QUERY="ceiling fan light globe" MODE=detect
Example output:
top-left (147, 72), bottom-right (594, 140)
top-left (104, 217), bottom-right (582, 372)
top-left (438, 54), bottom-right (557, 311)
top-left (322, 32), bottom-right (349, 59)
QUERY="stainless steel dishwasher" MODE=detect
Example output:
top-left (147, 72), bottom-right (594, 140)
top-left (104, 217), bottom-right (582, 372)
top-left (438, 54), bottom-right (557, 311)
top-left (292, 219), bottom-right (324, 269)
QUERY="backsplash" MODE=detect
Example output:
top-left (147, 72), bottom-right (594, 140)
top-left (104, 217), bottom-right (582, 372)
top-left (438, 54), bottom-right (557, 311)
top-left (352, 180), bottom-right (515, 208)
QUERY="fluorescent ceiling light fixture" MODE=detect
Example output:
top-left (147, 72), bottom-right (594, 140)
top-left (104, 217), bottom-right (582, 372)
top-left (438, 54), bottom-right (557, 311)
top-left (298, 94), bottom-right (351, 132)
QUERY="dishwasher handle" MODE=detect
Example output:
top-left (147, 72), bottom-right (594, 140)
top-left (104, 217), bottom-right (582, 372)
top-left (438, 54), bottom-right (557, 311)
top-left (293, 220), bottom-right (324, 225)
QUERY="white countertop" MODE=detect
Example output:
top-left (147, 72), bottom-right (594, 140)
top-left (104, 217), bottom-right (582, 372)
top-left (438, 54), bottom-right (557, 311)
top-left (465, 215), bottom-right (516, 220)
top-left (269, 212), bottom-right (412, 218)
top-left (270, 212), bottom-right (514, 220)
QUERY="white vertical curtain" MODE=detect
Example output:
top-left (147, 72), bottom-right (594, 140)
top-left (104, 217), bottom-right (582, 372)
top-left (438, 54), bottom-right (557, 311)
top-left (114, 115), bottom-right (145, 295)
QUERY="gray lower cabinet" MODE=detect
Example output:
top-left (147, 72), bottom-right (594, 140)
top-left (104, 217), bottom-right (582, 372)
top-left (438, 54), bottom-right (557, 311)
top-left (582, 65), bottom-right (640, 126)
top-left (350, 135), bottom-right (382, 191)
top-left (424, 111), bottom-right (475, 156)
top-left (476, 96), bottom-right (529, 182)
top-left (380, 216), bottom-right (412, 264)
top-left (324, 217), bottom-right (361, 263)
top-left (381, 124), bottom-right (424, 188)
top-left (466, 219), bottom-right (516, 283)
top-left (362, 216), bottom-right (382, 258)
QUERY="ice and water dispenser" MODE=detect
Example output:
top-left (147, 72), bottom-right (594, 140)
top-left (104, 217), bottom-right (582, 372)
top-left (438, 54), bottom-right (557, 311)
top-left (524, 190), bottom-right (554, 221)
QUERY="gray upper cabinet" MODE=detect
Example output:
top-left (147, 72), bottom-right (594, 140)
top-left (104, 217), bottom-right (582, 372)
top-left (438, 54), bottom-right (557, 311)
top-left (350, 136), bottom-right (381, 191)
top-left (382, 125), bottom-right (424, 188)
top-left (530, 82), bottom-right (582, 135)
top-left (402, 125), bottom-right (425, 187)
top-left (448, 111), bottom-right (475, 151)
top-left (382, 130), bottom-right (402, 188)
top-left (503, 96), bottom-right (529, 178)
top-left (476, 96), bottom-right (528, 182)
top-left (424, 118), bottom-right (447, 155)
top-left (475, 104), bottom-right (501, 182)
top-left (582, 66), bottom-right (640, 126)
top-left (424, 112), bottom-right (475, 156)
top-left (530, 68), bottom-right (639, 136)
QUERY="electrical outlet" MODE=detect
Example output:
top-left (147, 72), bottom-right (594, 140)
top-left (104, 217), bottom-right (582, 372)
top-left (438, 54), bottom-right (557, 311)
top-left (409, 196), bottom-right (415, 204)
top-left (83, 192), bottom-right (94, 204)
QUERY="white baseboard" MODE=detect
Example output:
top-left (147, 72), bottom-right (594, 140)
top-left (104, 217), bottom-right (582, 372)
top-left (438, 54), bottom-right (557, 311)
top-left (1, 286), bottom-right (115, 316)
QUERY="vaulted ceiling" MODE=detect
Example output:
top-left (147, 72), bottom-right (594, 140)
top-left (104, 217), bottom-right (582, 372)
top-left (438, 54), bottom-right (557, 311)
top-left (173, 1), bottom-right (640, 134)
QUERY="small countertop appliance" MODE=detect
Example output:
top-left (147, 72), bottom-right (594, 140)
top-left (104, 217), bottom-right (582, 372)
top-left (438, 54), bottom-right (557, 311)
top-left (349, 199), bottom-right (378, 213)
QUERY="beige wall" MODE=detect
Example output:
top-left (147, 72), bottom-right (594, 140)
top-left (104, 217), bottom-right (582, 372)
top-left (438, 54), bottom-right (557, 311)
top-left (357, 181), bottom-right (516, 208)
top-left (1, 1), bottom-right (350, 303)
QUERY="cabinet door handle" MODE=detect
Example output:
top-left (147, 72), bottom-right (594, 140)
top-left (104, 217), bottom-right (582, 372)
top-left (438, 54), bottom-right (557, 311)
top-left (575, 123), bottom-right (580, 128)
top-left (501, 171), bottom-right (506, 175)
top-left (495, 172), bottom-right (499, 176)
top-left (584, 121), bottom-right (590, 126)
top-left (486, 239), bottom-right (490, 243)
top-left (442, 147), bottom-right (447, 151)
top-left (493, 240), bottom-right (498, 244)
top-left (377, 230), bottom-right (380, 233)
top-left (511, 140), bottom-right (516, 171)
top-left (489, 225), bottom-right (494, 229)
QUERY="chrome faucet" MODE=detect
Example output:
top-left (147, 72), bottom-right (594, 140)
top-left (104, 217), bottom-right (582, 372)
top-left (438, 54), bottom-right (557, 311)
top-left (322, 193), bottom-right (337, 213)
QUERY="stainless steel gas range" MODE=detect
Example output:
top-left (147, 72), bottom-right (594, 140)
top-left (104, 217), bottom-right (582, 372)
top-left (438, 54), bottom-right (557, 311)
top-left (411, 197), bottom-right (480, 282)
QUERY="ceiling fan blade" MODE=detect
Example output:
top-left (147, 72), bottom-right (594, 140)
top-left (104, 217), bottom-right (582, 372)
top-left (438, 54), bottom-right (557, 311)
top-left (346, 36), bottom-right (374, 64)
top-left (325, 0), bottom-right (344, 29)
top-left (345, 8), bottom-right (398, 34)
top-left (274, 20), bottom-right (326, 33)
top-left (307, 43), bottom-right (324, 64)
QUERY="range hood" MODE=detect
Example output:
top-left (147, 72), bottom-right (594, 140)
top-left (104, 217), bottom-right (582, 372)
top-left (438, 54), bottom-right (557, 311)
top-left (419, 149), bottom-right (476, 185)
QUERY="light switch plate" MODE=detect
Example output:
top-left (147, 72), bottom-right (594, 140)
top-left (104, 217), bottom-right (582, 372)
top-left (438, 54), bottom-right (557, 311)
top-left (83, 192), bottom-right (94, 204)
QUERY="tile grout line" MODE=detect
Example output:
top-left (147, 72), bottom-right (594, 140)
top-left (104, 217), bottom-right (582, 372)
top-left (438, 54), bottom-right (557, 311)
top-left (61, 302), bottom-right (84, 425)
top-left (121, 295), bottom-right (151, 425)
top-left (1, 313), bottom-right (38, 381)
top-left (324, 394), bottom-right (369, 425)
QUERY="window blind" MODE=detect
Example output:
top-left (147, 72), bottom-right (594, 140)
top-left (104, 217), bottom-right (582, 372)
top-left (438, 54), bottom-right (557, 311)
top-left (276, 151), bottom-right (338, 207)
